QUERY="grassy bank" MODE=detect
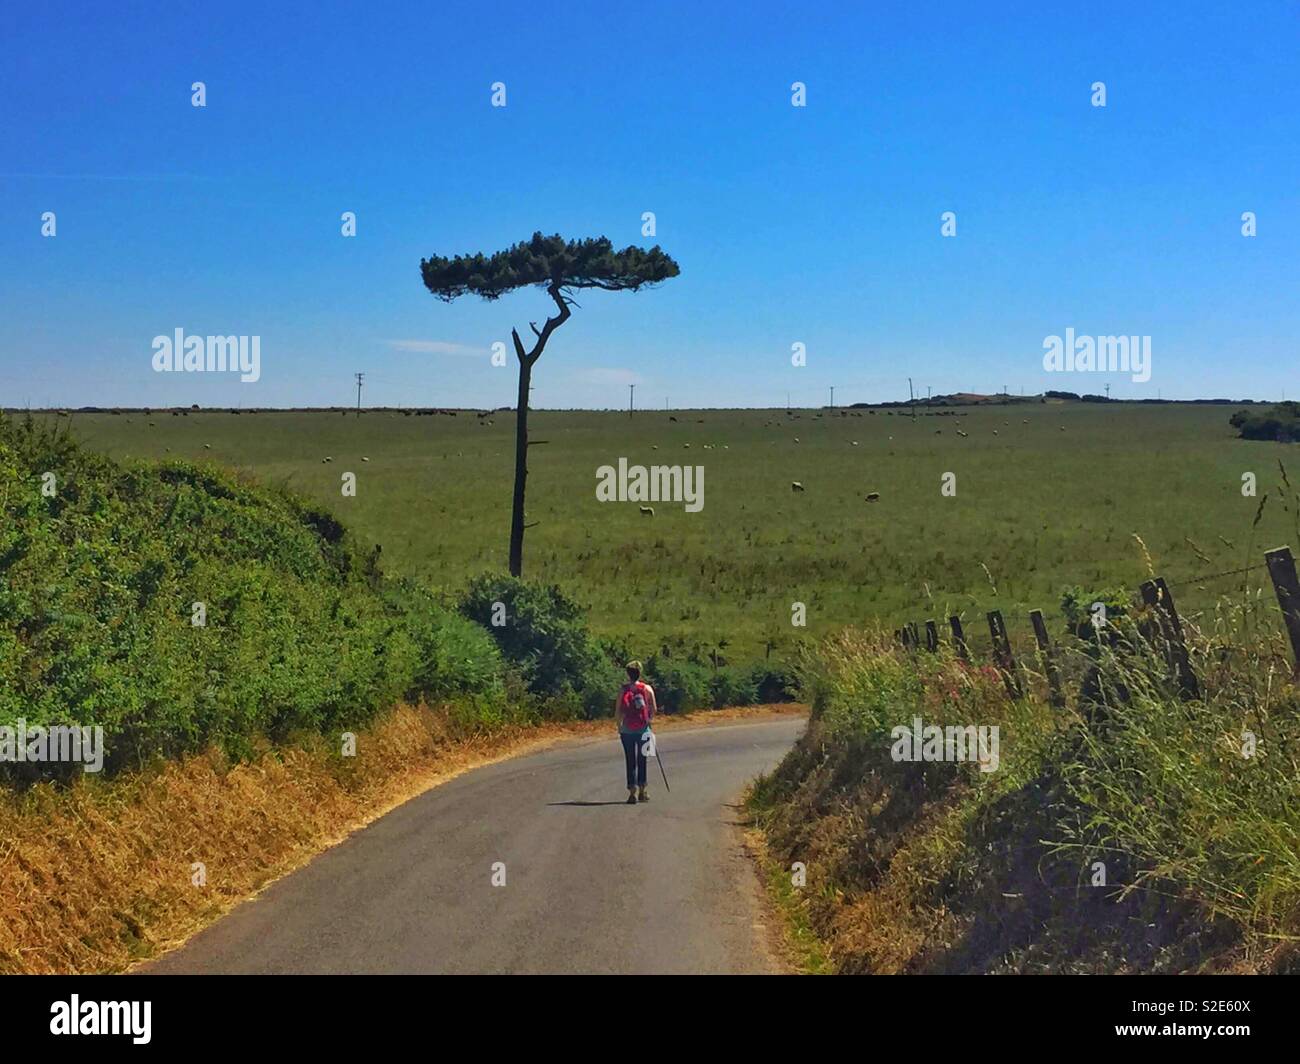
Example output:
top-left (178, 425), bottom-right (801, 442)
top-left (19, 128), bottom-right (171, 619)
top-left (0, 412), bottom-right (521, 780)
top-left (749, 614), bottom-right (1300, 973)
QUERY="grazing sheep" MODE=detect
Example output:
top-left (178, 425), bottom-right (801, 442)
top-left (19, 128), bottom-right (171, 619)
top-left (794, 437), bottom-right (800, 443)
top-left (323, 456), bottom-right (333, 462)
top-left (992, 429), bottom-right (998, 436)
top-left (1023, 419), bottom-right (1029, 424)
top-left (866, 492), bottom-right (881, 502)
top-left (669, 416), bottom-right (678, 422)
top-left (791, 481), bottom-right (805, 492)
top-left (956, 430), bottom-right (968, 437)
top-left (683, 443), bottom-right (690, 449)
top-left (362, 456), bottom-right (370, 462)
top-left (639, 505), bottom-right (655, 516)
top-left (203, 443), bottom-right (211, 449)
top-left (851, 441), bottom-right (859, 446)
top-left (651, 445), bottom-right (658, 450)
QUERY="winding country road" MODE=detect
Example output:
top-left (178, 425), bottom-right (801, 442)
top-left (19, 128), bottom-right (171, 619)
top-left (143, 715), bottom-right (805, 974)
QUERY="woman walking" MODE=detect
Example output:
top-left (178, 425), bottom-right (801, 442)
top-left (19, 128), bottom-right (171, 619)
top-left (615, 660), bottom-right (658, 804)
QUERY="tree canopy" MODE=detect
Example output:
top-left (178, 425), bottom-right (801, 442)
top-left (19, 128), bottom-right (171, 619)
top-left (420, 232), bottom-right (680, 302)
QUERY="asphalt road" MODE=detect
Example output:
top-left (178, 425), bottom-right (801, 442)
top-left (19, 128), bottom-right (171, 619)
top-left (143, 715), bottom-right (805, 974)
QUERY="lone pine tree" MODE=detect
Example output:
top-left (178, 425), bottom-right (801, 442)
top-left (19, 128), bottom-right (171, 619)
top-left (421, 232), bottom-right (679, 576)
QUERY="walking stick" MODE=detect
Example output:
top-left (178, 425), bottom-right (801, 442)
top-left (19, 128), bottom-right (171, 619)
top-left (650, 729), bottom-right (670, 792)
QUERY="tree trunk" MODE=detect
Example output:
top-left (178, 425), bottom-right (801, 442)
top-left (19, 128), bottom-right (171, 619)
top-left (505, 283), bottom-right (570, 578)
top-left (509, 356), bottom-right (532, 576)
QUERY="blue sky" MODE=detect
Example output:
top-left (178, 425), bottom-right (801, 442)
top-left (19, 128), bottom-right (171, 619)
top-left (1, 0), bottom-right (1296, 409)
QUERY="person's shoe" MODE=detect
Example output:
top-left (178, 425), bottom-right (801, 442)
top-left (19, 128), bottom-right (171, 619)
top-left (637, 788), bottom-right (649, 802)
top-left (626, 789), bottom-right (638, 805)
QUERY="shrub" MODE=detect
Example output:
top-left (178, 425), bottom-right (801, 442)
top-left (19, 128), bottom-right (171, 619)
top-left (384, 580), bottom-right (507, 704)
top-left (0, 414), bottom-right (509, 781)
top-left (1230, 403), bottom-right (1300, 442)
top-left (458, 574), bottom-right (621, 719)
top-left (642, 655), bottom-right (796, 712)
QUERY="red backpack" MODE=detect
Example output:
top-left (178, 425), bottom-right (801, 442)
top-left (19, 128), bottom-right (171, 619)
top-left (621, 681), bottom-right (650, 730)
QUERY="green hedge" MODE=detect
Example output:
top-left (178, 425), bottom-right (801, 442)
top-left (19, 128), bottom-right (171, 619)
top-left (0, 415), bottom-right (507, 778)
top-left (458, 574), bottom-right (622, 719)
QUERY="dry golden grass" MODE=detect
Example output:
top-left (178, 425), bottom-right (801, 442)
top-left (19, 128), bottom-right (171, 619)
top-left (0, 702), bottom-right (805, 975)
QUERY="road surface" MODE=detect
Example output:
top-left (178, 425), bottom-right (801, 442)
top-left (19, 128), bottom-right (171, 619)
top-left (143, 715), bottom-right (805, 974)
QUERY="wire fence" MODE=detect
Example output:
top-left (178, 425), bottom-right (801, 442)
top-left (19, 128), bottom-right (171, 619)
top-left (894, 546), bottom-right (1300, 704)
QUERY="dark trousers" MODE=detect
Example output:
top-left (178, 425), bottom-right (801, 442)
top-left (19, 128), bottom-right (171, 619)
top-left (620, 732), bottom-right (647, 788)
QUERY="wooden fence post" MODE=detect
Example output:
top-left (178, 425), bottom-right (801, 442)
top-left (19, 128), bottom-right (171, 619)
top-left (1139, 578), bottom-right (1199, 699)
top-left (948, 615), bottom-right (968, 660)
top-left (1029, 608), bottom-right (1065, 710)
top-left (1265, 547), bottom-right (1300, 678)
top-left (925, 619), bottom-right (939, 653)
top-left (987, 610), bottom-right (1022, 698)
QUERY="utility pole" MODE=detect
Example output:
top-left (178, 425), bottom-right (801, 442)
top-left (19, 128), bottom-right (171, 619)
top-left (355, 372), bottom-right (364, 418)
top-left (829, 385), bottom-right (834, 409)
top-left (908, 377), bottom-right (916, 420)
top-left (629, 383), bottom-right (635, 418)
top-left (1105, 383), bottom-right (1110, 400)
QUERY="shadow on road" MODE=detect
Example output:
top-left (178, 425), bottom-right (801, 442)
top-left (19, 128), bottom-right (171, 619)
top-left (547, 800), bottom-right (630, 807)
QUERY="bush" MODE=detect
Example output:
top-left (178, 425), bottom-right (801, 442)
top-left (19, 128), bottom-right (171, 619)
top-left (0, 414), bottom-right (509, 780)
top-left (1230, 403), bottom-right (1300, 442)
top-left (1059, 585), bottom-right (1135, 645)
top-left (384, 580), bottom-right (507, 704)
top-left (646, 658), bottom-right (711, 712)
top-left (644, 655), bottom-right (797, 712)
top-left (458, 574), bottom-right (621, 719)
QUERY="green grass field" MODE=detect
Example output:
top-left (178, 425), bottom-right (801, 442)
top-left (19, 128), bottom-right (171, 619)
top-left (46, 401), bottom-right (1298, 663)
